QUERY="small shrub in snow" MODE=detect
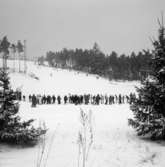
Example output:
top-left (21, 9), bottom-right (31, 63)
top-left (77, 108), bottom-right (93, 167)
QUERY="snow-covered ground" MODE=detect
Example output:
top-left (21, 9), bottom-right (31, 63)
top-left (0, 60), bottom-right (165, 167)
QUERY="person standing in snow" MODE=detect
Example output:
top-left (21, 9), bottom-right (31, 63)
top-left (52, 95), bottom-right (56, 104)
top-left (118, 94), bottom-right (122, 104)
top-left (29, 94), bottom-right (32, 102)
top-left (31, 94), bottom-right (37, 107)
top-left (57, 95), bottom-right (61, 104)
top-left (64, 95), bottom-right (68, 104)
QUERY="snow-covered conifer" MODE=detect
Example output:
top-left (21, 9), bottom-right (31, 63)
top-left (129, 20), bottom-right (165, 140)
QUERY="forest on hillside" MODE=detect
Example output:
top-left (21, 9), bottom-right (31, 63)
top-left (38, 43), bottom-right (152, 80)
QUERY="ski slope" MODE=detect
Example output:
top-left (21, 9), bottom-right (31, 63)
top-left (5, 59), bottom-right (139, 96)
top-left (0, 60), bottom-right (165, 167)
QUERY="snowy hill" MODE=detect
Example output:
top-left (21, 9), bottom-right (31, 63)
top-left (0, 59), bottom-right (165, 167)
top-left (3, 59), bottom-right (139, 95)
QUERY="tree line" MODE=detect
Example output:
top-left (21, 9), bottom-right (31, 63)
top-left (39, 43), bottom-right (152, 80)
top-left (0, 36), bottom-right (27, 72)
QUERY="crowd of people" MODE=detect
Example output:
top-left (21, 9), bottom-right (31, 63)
top-left (18, 93), bottom-right (137, 107)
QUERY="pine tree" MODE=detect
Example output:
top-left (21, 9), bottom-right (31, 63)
top-left (0, 68), bottom-right (46, 145)
top-left (0, 36), bottom-right (10, 69)
top-left (128, 21), bottom-right (165, 140)
top-left (0, 36), bottom-right (46, 145)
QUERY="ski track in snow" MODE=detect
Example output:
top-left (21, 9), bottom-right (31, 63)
top-left (0, 60), bottom-right (165, 167)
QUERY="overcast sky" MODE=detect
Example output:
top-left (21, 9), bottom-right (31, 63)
top-left (0, 0), bottom-right (165, 58)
